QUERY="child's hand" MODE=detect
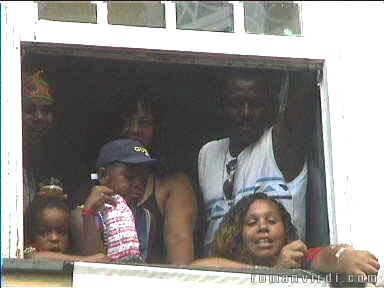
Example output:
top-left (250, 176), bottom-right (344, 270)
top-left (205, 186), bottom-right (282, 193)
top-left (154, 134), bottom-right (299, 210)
top-left (84, 186), bottom-right (116, 212)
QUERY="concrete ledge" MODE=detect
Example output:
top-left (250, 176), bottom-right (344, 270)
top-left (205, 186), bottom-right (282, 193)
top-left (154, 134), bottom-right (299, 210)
top-left (3, 259), bottom-right (73, 287)
top-left (3, 258), bottom-right (73, 274)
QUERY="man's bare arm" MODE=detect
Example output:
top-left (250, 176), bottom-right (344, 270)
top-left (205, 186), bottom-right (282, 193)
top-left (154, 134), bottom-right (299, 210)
top-left (310, 247), bottom-right (380, 283)
top-left (161, 173), bottom-right (197, 265)
top-left (273, 71), bottom-right (316, 181)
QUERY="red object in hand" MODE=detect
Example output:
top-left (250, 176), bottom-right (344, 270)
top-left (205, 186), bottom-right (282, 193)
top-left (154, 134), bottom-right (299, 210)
top-left (305, 247), bottom-right (323, 261)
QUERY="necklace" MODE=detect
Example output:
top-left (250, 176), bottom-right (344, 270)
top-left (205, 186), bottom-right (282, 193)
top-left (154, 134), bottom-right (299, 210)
top-left (222, 142), bottom-right (238, 207)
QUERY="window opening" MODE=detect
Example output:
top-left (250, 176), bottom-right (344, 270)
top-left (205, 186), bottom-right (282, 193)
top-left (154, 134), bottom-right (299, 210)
top-left (20, 43), bottom-right (329, 269)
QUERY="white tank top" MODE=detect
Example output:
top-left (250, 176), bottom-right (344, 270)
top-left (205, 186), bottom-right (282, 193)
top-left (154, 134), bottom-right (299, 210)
top-left (198, 127), bottom-right (307, 250)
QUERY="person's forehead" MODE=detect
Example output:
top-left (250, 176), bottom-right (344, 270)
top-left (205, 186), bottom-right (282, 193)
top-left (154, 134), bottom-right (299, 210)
top-left (131, 102), bottom-right (153, 116)
top-left (108, 162), bottom-right (150, 172)
top-left (38, 207), bottom-right (69, 225)
top-left (124, 110), bottom-right (154, 123)
top-left (126, 113), bottom-right (154, 120)
top-left (231, 77), bottom-right (265, 86)
top-left (226, 74), bottom-right (267, 86)
top-left (23, 97), bottom-right (54, 106)
top-left (246, 200), bottom-right (281, 218)
top-left (224, 78), bottom-right (269, 99)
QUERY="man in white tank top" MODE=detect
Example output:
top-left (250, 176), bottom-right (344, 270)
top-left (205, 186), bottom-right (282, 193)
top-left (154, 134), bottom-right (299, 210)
top-left (198, 69), bottom-right (315, 254)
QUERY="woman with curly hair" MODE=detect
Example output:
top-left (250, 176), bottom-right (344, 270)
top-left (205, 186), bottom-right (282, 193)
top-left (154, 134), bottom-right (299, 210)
top-left (212, 192), bottom-right (298, 267)
top-left (191, 193), bottom-right (380, 284)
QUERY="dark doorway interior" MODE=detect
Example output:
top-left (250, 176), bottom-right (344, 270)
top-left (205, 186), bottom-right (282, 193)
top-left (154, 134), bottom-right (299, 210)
top-left (22, 46), bottom-right (329, 251)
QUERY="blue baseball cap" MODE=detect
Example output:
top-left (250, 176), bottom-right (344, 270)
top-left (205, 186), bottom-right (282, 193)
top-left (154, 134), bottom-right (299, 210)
top-left (96, 139), bottom-right (161, 169)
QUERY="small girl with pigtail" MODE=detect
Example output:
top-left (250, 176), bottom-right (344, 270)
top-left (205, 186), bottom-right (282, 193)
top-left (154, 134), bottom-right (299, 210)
top-left (23, 178), bottom-right (110, 263)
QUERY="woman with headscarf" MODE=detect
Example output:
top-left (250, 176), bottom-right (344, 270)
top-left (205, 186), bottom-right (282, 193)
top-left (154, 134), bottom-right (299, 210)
top-left (22, 70), bottom-right (57, 211)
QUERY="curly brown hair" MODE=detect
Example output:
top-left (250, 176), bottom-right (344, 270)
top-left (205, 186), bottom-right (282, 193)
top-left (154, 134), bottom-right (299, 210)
top-left (212, 192), bottom-right (298, 265)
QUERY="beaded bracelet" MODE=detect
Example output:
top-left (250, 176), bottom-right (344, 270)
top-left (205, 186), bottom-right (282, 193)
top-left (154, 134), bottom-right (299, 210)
top-left (24, 246), bottom-right (37, 257)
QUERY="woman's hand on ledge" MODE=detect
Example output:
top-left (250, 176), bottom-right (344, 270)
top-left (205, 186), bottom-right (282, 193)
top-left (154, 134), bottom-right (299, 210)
top-left (338, 249), bottom-right (380, 282)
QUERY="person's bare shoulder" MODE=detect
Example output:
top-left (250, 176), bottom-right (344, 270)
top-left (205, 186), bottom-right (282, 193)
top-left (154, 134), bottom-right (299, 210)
top-left (156, 172), bottom-right (195, 214)
top-left (161, 172), bottom-right (191, 186)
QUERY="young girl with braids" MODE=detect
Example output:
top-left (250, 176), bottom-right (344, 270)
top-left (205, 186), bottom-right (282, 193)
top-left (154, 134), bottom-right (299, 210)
top-left (24, 184), bottom-right (110, 263)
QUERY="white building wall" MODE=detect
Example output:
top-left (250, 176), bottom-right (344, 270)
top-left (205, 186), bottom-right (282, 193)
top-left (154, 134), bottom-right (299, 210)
top-left (1, 3), bottom-right (383, 280)
top-left (302, 2), bottom-right (384, 264)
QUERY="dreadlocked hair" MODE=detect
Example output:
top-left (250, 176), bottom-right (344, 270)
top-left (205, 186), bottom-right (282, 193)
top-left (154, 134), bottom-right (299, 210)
top-left (212, 192), bottom-right (298, 265)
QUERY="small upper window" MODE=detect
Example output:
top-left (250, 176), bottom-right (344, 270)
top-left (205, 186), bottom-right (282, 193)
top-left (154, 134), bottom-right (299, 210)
top-left (244, 1), bottom-right (302, 36)
top-left (176, 1), bottom-right (234, 32)
top-left (38, 1), bottom-right (97, 24)
top-left (107, 1), bottom-right (165, 28)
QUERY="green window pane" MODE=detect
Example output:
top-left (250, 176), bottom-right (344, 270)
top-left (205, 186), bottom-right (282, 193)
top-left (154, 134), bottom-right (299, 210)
top-left (244, 2), bottom-right (301, 36)
top-left (108, 1), bottom-right (165, 28)
top-left (176, 1), bottom-right (234, 32)
top-left (38, 1), bottom-right (97, 24)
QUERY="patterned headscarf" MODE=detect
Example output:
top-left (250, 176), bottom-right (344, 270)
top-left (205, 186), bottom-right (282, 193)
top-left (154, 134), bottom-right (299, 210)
top-left (22, 70), bottom-right (54, 103)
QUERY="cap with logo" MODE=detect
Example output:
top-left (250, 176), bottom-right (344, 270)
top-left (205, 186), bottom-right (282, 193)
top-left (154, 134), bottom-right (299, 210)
top-left (96, 139), bottom-right (161, 169)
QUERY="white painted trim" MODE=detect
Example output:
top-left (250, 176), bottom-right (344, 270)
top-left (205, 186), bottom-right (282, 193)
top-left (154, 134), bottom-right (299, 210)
top-left (9, 2), bottom-right (324, 61)
top-left (95, 1), bottom-right (108, 25)
top-left (73, 262), bottom-right (330, 288)
top-left (319, 65), bottom-right (337, 244)
top-left (163, 1), bottom-right (176, 30)
top-left (1, 2), bottom-right (24, 259)
top-left (14, 1), bottom-right (38, 42)
top-left (23, 20), bottom-right (323, 60)
top-left (230, 1), bottom-right (245, 34)
top-left (296, 2), bottom-right (305, 37)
